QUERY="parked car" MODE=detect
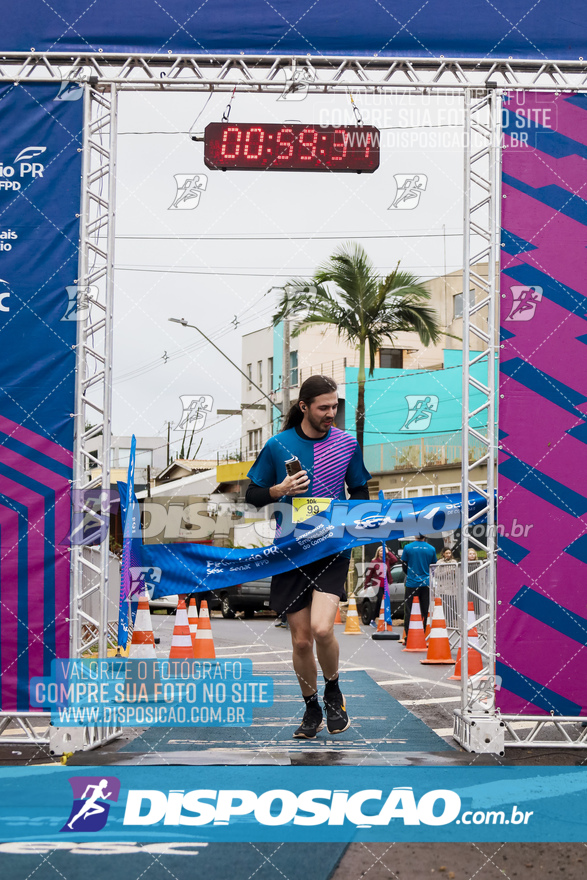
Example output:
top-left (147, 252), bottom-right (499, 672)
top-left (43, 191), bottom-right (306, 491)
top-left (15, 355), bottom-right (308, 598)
top-left (148, 584), bottom-right (271, 618)
top-left (148, 593), bottom-right (179, 614)
top-left (355, 563), bottom-right (406, 625)
top-left (213, 577), bottom-right (272, 619)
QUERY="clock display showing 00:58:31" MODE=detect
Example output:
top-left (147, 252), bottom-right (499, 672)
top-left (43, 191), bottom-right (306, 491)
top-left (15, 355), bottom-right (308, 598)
top-left (202, 123), bottom-right (380, 172)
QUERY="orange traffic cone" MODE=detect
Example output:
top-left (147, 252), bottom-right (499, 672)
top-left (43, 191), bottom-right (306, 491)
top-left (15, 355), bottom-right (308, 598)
top-left (402, 596), bottom-right (427, 652)
top-left (449, 601), bottom-right (484, 679)
top-left (421, 597), bottom-right (454, 665)
top-left (128, 584), bottom-right (157, 659)
top-left (193, 600), bottom-right (216, 659)
top-left (188, 598), bottom-right (199, 653)
top-left (334, 604), bottom-right (343, 625)
top-left (343, 597), bottom-right (362, 634)
top-left (169, 595), bottom-right (194, 659)
top-left (377, 595), bottom-right (393, 632)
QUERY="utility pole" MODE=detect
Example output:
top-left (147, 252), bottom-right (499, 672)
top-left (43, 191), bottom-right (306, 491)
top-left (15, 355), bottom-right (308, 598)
top-left (282, 317), bottom-right (291, 420)
top-left (166, 421), bottom-right (171, 467)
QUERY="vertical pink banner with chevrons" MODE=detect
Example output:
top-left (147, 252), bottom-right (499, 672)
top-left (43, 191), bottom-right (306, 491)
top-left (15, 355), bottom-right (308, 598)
top-left (497, 92), bottom-right (587, 716)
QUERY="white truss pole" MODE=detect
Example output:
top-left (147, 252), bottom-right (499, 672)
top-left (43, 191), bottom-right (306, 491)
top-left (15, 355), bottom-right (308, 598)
top-left (453, 86), bottom-right (504, 754)
top-left (71, 83), bottom-right (118, 662)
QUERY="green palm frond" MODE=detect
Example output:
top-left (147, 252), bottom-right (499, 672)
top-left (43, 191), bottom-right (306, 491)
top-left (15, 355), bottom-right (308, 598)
top-left (272, 243), bottom-right (442, 450)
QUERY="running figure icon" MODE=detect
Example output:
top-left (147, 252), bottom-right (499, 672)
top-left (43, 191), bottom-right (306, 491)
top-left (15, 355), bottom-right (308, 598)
top-left (401, 394), bottom-right (439, 431)
top-left (67, 779), bottom-right (113, 830)
top-left (505, 285), bottom-right (543, 322)
top-left (389, 173), bottom-right (428, 210)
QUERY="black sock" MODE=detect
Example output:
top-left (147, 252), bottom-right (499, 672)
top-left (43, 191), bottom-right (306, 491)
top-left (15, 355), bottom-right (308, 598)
top-left (304, 692), bottom-right (319, 707)
top-left (324, 675), bottom-right (341, 695)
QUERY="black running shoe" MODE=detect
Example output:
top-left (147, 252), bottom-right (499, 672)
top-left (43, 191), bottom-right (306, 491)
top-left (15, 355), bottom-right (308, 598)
top-left (293, 703), bottom-right (324, 739)
top-left (324, 688), bottom-right (350, 734)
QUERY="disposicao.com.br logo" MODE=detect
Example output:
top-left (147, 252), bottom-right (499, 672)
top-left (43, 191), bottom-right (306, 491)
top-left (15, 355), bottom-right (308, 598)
top-left (121, 786), bottom-right (534, 828)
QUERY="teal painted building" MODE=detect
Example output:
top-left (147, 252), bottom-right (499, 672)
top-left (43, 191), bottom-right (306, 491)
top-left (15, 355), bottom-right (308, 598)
top-left (345, 350), bottom-right (491, 475)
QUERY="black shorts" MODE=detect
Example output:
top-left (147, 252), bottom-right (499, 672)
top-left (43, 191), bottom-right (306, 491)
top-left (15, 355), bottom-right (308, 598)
top-left (270, 554), bottom-right (350, 616)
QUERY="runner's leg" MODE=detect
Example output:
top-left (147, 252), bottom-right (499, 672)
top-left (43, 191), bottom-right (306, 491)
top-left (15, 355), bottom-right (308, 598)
top-left (287, 605), bottom-right (317, 696)
top-left (310, 591), bottom-right (340, 682)
top-left (419, 585), bottom-right (430, 632)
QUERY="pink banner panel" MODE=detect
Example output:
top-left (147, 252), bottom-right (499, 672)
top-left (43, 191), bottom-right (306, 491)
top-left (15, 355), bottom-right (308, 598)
top-left (497, 92), bottom-right (587, 715)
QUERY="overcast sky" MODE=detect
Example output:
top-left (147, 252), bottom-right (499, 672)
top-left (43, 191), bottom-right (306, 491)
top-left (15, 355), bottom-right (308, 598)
top-left (111, 89), bottom-right (467, 459)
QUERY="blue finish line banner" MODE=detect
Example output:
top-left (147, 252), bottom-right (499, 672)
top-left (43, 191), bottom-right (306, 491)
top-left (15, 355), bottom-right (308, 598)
top-left (0, 767), bottom-right (585, 842)
top-left (122, 491), bottom-right (486, 597)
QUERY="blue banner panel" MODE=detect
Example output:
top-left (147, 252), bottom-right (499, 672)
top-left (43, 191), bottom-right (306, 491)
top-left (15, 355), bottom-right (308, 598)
top-left (0, 83), bottom-right (82, 709)
top-left (0, 766), bottom-right (586, 842)
top-left (127, 493), bottom-right (484, 597)
top-left (2, 1), bottom-right (587, 59)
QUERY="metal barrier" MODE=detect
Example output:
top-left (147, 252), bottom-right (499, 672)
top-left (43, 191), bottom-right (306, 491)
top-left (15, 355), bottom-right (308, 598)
top-left (430, 562), bottom-right (490, 653)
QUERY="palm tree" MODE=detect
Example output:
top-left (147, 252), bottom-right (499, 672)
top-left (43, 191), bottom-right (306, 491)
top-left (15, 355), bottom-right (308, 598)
top-left (273, 242), bottom-right (441, 450)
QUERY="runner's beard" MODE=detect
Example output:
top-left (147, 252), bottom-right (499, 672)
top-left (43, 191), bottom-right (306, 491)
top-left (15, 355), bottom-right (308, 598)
top-left (306, 411), bottom-right (334, 435)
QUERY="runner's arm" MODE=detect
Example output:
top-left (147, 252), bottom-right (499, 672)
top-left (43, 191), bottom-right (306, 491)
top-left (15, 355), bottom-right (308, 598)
top-left (245, 482), bottom-right (273, 509)
top-left (245, 472), bottom-right (310, 508)
top-left (347, 483), bottom-right (369, 500)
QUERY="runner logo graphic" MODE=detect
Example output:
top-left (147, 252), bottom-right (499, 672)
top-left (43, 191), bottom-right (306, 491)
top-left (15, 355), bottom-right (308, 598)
top-left (401, 395), bottom-right (439, 431)
top-left (54, 70), bottom-right (86, 102)
top-left (177, 394), bottom-right (214, 431)
top-left (277, 64), bottom-right (315, 101)
top-left (505, 285), bottom-right (543, 322)
top-left (129, 566), bottom-right (162, 599)
top-left (389, 174), bottom-right (428, 210)
top-left (61, 285), bottom-right (94, 321)
top-left (169, 174), bottom-right (208, 210)
top-left (61, 777), bottom-right (121, 833)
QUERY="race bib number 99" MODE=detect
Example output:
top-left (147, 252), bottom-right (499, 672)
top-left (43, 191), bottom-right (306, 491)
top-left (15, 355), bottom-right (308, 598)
top-left (292, 497), bottom-right (332, 522)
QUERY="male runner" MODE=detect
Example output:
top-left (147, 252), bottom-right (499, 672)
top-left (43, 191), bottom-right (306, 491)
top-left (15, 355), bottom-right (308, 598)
top-left (245, 375), bottom-right (370, 739)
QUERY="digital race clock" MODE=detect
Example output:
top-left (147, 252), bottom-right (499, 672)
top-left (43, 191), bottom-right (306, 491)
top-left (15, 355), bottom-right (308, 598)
top-left (201, 123), bottom-right (380, 172)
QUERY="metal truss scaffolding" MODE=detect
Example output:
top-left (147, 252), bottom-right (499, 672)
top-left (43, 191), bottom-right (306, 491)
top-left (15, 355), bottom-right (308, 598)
top-left (1, 53), bottom-right (587, 753)
top-left (453, 86), bottom-right (503, 754)
top-left (65, 82), bottom-right (122, 752)
top-left (2, 52), bottom-right (587, 92)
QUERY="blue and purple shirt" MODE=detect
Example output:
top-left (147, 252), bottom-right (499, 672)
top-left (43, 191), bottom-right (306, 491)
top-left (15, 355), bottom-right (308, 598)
top-left (247, 425), bottom-right (370, 502)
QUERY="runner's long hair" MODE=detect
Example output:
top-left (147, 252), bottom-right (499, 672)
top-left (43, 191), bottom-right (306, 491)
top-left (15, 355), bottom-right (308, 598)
top-left (281, 375), bottom-right (337, 431)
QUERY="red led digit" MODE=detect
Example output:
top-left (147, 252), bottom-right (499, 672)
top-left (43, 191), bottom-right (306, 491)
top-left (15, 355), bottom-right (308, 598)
top-left (332, 128), bottom-right (349, 160)
top-left (221, 126), bottom-right (242, 160)
top-left (363, 131), bottom-right (372, 158)
top-left (243, 126), bottom-right (265, 160)
top-left (299, 127), bottom-right (318, 160)
top-left (275, 127), bottom-right (295, 160)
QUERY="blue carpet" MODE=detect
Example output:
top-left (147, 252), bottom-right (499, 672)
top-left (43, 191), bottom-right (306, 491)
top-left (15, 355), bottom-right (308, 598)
top-left (0, 843), bottom-right (347, 880)
top-left (122, 670), bottom-right (453, 752)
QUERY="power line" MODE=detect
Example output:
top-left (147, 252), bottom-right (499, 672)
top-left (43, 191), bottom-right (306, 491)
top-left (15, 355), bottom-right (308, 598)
top-left (116, 265), bottom-right (458, 278)
top-left (116, 231), bottom-right (462, 241)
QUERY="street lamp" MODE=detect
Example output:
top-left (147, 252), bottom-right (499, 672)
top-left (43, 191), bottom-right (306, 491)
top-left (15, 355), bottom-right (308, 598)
top-left (168, 317), bottom-right (281, 413)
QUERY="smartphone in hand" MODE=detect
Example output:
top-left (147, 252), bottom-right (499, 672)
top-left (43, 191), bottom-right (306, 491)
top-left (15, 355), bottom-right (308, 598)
top-left (285, 456), bottom-right (303, 477)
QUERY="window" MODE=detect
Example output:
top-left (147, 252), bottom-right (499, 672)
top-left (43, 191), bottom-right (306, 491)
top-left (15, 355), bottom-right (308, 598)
top-left (247, 429), bottom-right (263, 458)
top-left (246, 363), bottom-right (252, 390)
top-left (257, 360), bottom-right (263, 389)
top-left (268, 357), bottom-right (274, 391)
top-left (439, 483), bottom-right (461, 495)
top-left (117, 448), bottom-right (153, 468)
top-left (453, 289), bottom-right (476, 320)
top-left (406, 486), bottom-right (434, 498)
top-left (379, 348), bottom-right (403, 369)
top-left (382, 488), bottom-right (403, 499)
top-left (290, 350), bottom-right (298, 387)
